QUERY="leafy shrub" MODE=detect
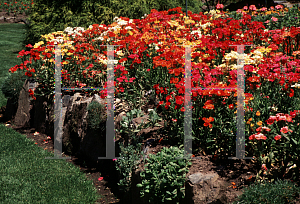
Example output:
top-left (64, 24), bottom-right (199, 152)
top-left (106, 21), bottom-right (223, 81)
top-left (233, 179), bottom-right (300, 204)
top-left (86, 100), bottom-right (106, 130)
top-left (136, 145), bottom-right (192, 203)
top-left (1, 70), bottom-right (28, 105)
top-left (23, 0), bottom-right (204, 46)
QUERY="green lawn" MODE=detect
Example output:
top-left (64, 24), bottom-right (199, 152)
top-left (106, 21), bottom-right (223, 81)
top-left (0, 24), bottom-right (101, 204)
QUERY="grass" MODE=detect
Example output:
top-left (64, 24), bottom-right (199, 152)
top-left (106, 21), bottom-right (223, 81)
top-left (0, 24), bottom-right (102, 203)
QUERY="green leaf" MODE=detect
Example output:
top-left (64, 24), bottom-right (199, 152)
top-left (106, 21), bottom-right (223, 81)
top-left (136, 183), bottom-right (143, 188)
top-left (291, 138), bottom-right (298, 145)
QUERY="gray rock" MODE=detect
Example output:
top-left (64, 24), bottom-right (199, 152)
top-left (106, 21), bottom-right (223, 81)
top-left (13, 79), bottom-right (37, 128)
top-left (184, 172), bottom-right (228, 204)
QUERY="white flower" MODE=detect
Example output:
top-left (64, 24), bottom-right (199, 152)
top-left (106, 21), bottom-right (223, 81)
top-left (291, 83), bottom-right (300, 88)
top-left (125, 26), bottom-right (133, 30)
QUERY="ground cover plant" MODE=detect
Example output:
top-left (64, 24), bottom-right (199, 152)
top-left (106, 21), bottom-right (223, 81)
top-left (5, 2), bottom-right (300, 203)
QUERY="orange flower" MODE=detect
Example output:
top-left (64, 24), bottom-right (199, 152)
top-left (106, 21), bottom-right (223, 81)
top-left (203, 104), bottom-right (214, 110)
top-left (257, 121), bottom-right (262, 126)
top-left (256, 111), bottom-right (260, 116)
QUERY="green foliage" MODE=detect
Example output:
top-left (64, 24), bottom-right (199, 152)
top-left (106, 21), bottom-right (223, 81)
top-left (86, 100), bottom-right (106, 130)
top-left (233, 179), bottom-right (300, 204)
top-left (136, 145), bottom-right (192, 203)
top-left (115, 133), bottom-right (144, 194)
top-left (23, 0), bottom-right (205, 46)
top-left (1, 70), bottom-right (27, 105)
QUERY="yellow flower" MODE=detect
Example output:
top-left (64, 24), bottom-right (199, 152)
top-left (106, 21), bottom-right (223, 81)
top-left (250, 123), bottom-right (254, 127)
top-left (257, 121), bottom-right (263, 126)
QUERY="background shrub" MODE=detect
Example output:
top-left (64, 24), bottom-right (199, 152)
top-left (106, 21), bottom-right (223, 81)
top-left (23, 0), bottom-right (204, 46)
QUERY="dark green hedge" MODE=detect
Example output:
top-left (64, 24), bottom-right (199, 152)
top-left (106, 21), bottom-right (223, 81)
top-left (23, 0), bottom-right (204, 47)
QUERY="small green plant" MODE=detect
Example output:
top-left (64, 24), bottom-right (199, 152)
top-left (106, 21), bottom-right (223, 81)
top-left (136, 145), bottom-right (192, 204)
top-left (86, 100), bottom-right (106, 130)
top-left (115, 133), bottom-right (144, 194)
top-left (1, 70), bottom-right (28, 105)
top-left (233, 179), bottom-right (300, 204)
top-left (117, 108), bottom-right (146, 137)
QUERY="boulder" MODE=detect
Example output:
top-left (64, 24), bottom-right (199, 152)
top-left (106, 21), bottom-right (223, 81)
top-left (13, 79), bottom-right (37, 128)
top-left (184, 172), bottom-right (228, 204)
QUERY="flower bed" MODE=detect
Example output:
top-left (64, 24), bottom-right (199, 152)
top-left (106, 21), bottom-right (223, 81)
top-left (9, 4), bottom-right (300, 199)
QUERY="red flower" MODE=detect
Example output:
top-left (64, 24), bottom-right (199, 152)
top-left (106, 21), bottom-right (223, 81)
top-left (229, 104), bottom-right (234, 110)
top-left (274, 135), bottom-right (281, 141)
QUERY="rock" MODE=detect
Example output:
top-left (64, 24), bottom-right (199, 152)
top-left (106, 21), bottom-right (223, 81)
top-left (184, 172), bottom-right (228, 204)
top-left (13, 79), bottom-right (37, 128)
top-left (33, 95), bottom-right (48, 133)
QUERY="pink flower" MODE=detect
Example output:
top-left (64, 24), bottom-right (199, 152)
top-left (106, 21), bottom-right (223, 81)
top-left (262, 127), bottom-right (271, 132)
top-left (275, 5), bottom-right (284, 10)
top-left (271, 17), bottom-right (278, 22)
top-left (265, 20), bottom-right (270, 24)
top-left (255, 133), bottom-right (267, 140)
top-left (280, 126), bottom-right (289, 133)
top-left (128, 54), bottom-right (139, 59)
top-left (280, 126), bottom-right (292, 134)
top-left (112, 158), bottom-right (117, 161)
top-left (262, 164), bottom-right (267, 171)
top-left (249, 5), bottom-right (257, 11)
top-left (274, 135), bottom-right (281, 141)
top-left (260, 7), bottom-right (267, 12)
top-left (243, 6), bottom-right (248, 10)
top-left (216, 4), bottom-right (224, 9)
top-left (237, 9), bottom-right (243, 13)
top-left (98, 177), bottom-right (104, 181)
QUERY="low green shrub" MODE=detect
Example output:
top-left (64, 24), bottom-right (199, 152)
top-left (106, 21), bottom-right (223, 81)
top-left (115, 133), bottom-right (144, 194)
top-left (1, 70), bottom-right (28, 105)
top-left (136, 145), bottom-right (192, 204)
top-left (233, 179), bottom-right (300, 204)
